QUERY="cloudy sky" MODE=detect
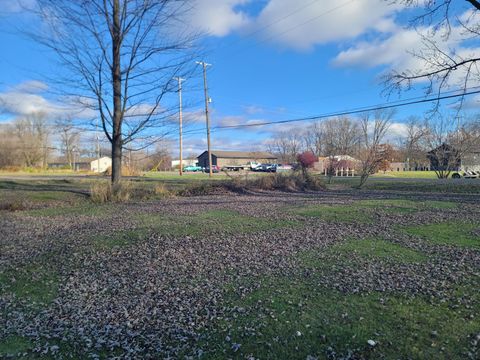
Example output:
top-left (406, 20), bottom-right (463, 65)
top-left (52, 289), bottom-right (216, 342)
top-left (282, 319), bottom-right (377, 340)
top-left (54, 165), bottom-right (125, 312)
top-left (0, 0), bottom-right (479, 156)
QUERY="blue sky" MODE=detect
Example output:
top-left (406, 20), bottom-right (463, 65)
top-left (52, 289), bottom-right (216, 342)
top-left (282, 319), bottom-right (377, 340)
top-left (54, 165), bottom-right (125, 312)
top-left (1, 0), bottom-right (479, 157)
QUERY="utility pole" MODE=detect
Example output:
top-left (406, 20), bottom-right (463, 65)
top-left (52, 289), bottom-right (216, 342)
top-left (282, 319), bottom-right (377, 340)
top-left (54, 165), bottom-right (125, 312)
top-left (174, 77), bottom-right (185, 176)
top-left (196, 61), bottom-right (213, 177)
top-left (96, 117), bottom-right (101, 173)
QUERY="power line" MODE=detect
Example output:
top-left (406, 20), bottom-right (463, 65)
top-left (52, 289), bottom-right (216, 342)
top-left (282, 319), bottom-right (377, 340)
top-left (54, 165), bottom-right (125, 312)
top-left (181, 88), bottom-right (480, 135)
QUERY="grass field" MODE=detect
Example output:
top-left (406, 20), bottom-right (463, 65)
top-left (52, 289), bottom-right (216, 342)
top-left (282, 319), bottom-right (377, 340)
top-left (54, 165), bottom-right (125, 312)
top-left (371, 171), bottom-right (439, 179)
top-left (0, 175), bottom-right (479, 358)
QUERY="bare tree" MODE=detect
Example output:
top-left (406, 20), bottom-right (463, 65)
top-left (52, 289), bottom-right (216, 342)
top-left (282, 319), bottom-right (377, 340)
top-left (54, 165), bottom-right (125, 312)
top-left (401, 116), bottom-right (430, 170)
top-left (386, 0), bottom-right (480, 107)
top-left (27, 0), bottom-right (199, 184)
top-left (56, 117), bottom-right (80, 168)
top-left (323, 117), bottom-right (362, 156)
top-left (425, 113), bottom-right (480, 178)
top-left (0, 124), bottom-right (23, 168)
top-left (357, 109), bottom-right (394, 188)
top-left (267, 131), bottom-right (304, 163)
top-left (303, 121), bottom-right (325, 156)
top-left (12, 112), bottom-right (51, 168)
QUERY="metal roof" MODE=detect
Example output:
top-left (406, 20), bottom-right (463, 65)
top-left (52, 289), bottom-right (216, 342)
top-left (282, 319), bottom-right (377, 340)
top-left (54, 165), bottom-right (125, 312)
top-left (197, 150), bottom-right (277, 159)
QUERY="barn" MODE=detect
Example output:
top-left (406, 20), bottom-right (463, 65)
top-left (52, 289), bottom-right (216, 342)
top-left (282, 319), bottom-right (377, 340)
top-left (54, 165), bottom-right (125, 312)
top-left (197, 150), bottom-right (277, 168)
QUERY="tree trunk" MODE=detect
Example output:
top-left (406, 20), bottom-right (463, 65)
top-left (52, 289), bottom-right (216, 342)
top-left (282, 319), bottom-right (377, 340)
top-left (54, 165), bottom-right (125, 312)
top-left (111, 0), bottom-right (123, 185)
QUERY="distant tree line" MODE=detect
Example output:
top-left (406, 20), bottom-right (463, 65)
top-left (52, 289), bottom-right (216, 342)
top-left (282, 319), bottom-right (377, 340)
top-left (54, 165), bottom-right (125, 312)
top-left (266, 110), bottom-right (480, 182)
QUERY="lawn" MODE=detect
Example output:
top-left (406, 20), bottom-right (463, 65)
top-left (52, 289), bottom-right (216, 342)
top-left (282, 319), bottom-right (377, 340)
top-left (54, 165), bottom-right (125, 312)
top-left (0, 178), bottom-right (479, 359)
top-left (329, 176), bottom-right (480, 193)
top-left (371, 171), bottom-right (438, 179)
top-left (291, 198), bottom-right (457, 223)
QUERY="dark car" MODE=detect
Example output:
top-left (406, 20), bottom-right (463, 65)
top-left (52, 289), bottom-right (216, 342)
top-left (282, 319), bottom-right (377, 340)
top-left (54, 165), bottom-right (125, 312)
top-left (203, 165), bottom-right (220, 173)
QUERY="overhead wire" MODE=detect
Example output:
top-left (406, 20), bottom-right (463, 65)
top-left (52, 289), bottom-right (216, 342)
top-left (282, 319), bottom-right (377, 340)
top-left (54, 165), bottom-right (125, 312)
top-left (179, 87), bottom-right (480, 136)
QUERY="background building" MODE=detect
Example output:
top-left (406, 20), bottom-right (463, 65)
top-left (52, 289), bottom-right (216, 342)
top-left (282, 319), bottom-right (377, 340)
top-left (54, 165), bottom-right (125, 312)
top-left (197, 150), bottom-right (277, 168)
top-left (91, 157), bottom-right (112, 173)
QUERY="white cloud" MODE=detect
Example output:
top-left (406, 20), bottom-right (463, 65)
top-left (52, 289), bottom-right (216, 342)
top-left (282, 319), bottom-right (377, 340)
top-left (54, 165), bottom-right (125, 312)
top-left (332, 13), bottom-right (480, 92)
top-left (188, 0), bottom-right (251, 37)
top-left (0, 89), bottom-right (61, 116)
top-left (332, 28), bottom-right (421, 68)
top-left (0, 81), bottom-right (94, 119)
top-left (183, 109), bottom-right (206, 124)
top-left (217, 115), bottom-right (245, 127)
top-left (250, 0), bottom-right (402, 50)
top-left (386, 122), bottom-right (409, 139)
top-left (10, 80), bottom-right (48, 93)
top-left (243, 105), bottom-right (265, 115)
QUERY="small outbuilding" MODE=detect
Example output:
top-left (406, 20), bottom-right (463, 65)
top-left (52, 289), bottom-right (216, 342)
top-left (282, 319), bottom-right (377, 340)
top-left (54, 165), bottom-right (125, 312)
top-left (91, 156), bottom-right (112, 173)
top-left (197, 150), bottom-right (277, 168)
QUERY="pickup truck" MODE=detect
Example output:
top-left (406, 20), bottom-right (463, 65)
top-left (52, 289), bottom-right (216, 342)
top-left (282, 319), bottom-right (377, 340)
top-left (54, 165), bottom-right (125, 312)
top-left (222, 162), bottom-right (262, 171)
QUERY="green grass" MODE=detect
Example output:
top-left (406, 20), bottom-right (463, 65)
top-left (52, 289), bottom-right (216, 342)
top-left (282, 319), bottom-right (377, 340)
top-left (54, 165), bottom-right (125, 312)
top-left (90, 210), bottom-right (298, 249)
top-left (91, 229), bottom-right (148, 249)
top-left (136, 209), bottom-right (297, 237)
top-left (327, 177), bottom-right (480, 193)
top-left (403, 221), bottom-right (480, 248)
top-left (0, 264), bottom-right (58, 304)
top-left (293, 204), bottom-right (373, 223)
top-left (0, 336), bottom-right (34, 357)
top-left (26, 204), bottom-right (114, 217)
top-left (371, 171), bottom-right (438, 179)
top-left (357, 199), bottom-right (458, 211)
top-left (329, 237), bottom-right (426, 263)
top-left (201, 276), bottom-right (479, 360)
top-left (292, 199), bottom-right (456, 223)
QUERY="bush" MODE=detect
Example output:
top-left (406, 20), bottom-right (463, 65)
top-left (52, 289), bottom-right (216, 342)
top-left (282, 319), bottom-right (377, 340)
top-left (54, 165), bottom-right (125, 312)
top-left (0, 198), bottom-right (27, 211)
top-left (90, 181), bottom-right (133, 203)
top-left (248, 172), bottom-right (324, 192)
top-left (175, 173), bottom-right (325, 196)
top-left (90, 180), bottom-right (173, 203)
top-left (104, 166), bottom-right (140, 177)
top-left (154, 183), bottom-right (174, 198)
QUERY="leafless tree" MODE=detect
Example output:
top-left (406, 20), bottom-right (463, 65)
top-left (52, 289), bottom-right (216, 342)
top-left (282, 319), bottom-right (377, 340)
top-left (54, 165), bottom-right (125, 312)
top-left (357, 109), bottom-right (394, 187)
top-left (322, 117), bottom-right (362, 156)
top-left (267, 131), bottom-right (304, 163)
top-left (303, 117), bottom-right (361, 158)
top-left (385, 0), bottom-right (480, 108)
top-left (425, 113), bottom-right (480, 178)
top-left (401, 116), bottom-right (430, 169)
top-left (303, 121), bottom-right (325, 156)
top-left (27, 0), bottom-right (199, 184)
top-left (12, 112), bottom-right (51, 168)
top-left (0, 124), bottom-right (22, 168)
top-left (55, 117), bottom-right (80, 168)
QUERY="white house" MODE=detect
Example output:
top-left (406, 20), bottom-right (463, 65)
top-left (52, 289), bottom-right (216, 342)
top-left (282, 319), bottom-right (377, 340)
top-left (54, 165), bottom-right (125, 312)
top-left (171, 159), bottom-right (197, 168)
top-left (91, 156), bottom-right (112, 173)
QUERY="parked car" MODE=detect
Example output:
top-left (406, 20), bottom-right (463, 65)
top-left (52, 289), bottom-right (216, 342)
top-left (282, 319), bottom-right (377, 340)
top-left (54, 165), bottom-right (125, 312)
top-left (183, 165), bottom-right (203, 172)
top-left (277, 164), bottom-right (293, 172)
top-left (452, 171), bottom-right (479, 179)
top-left (255, 163), bottom-right (277, 172)
top-left (203, 165), bottom-right (220, 173)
